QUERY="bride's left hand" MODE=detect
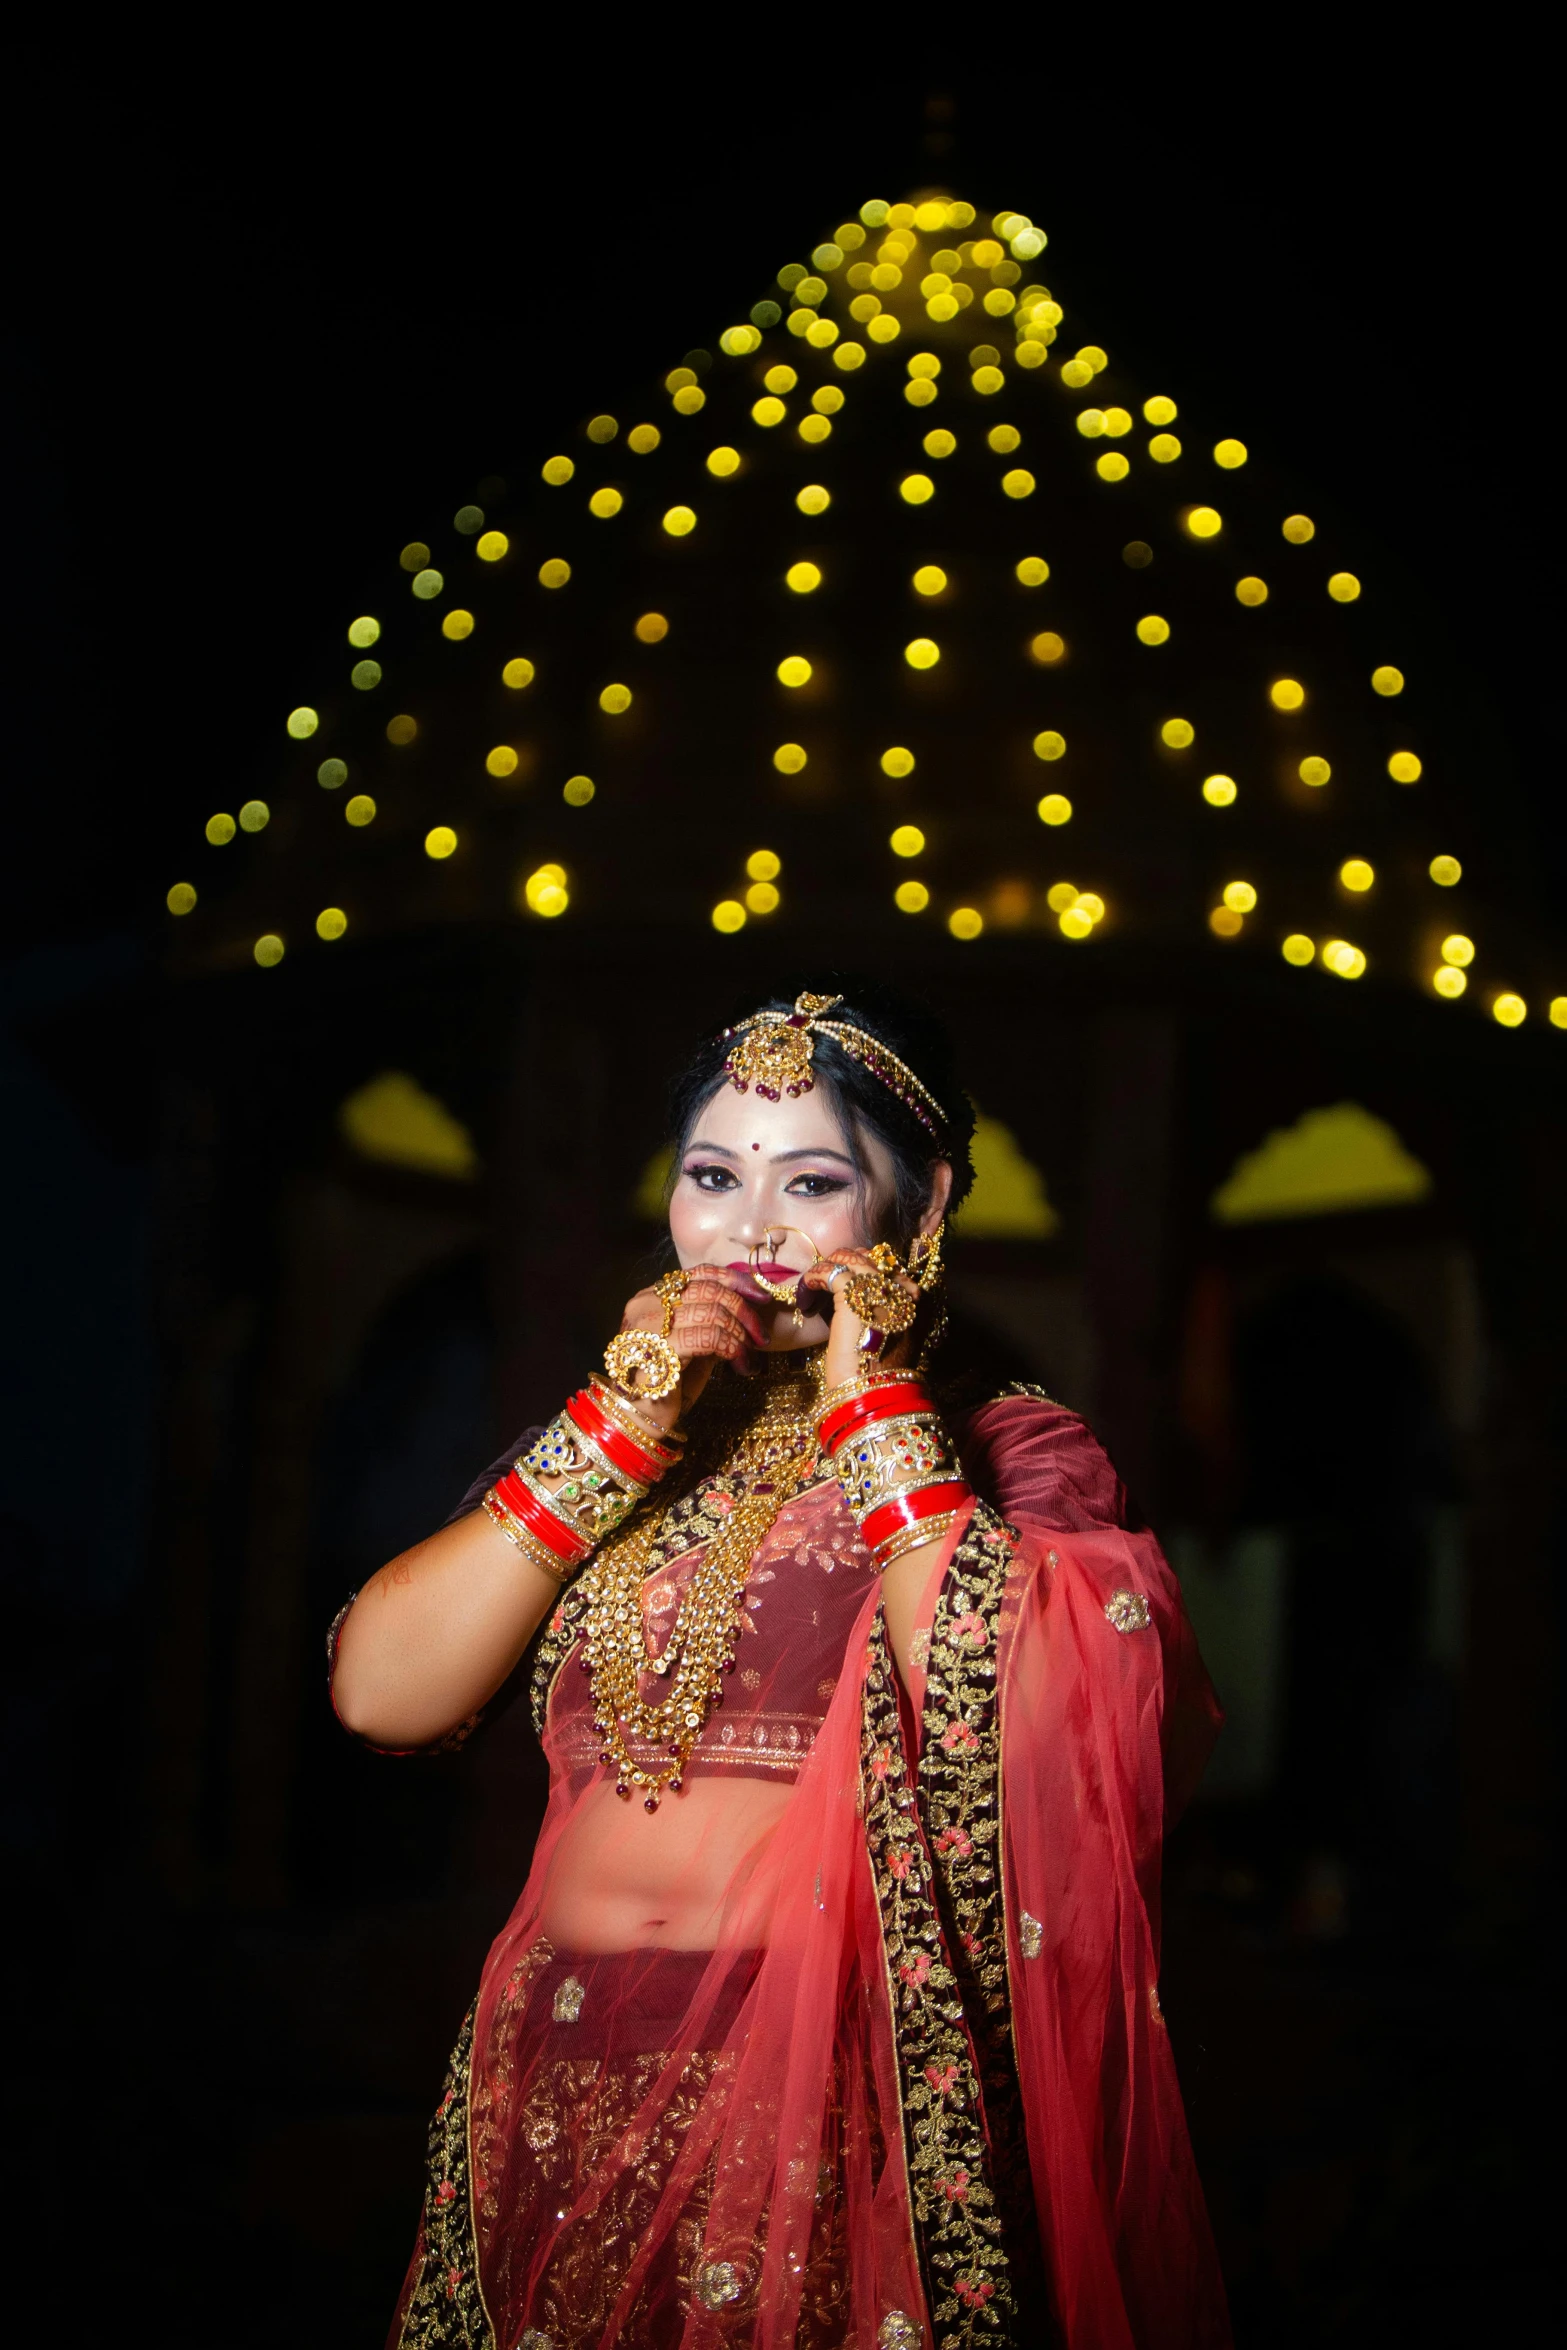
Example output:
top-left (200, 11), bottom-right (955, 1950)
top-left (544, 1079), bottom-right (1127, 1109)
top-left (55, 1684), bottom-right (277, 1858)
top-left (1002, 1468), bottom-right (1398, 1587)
top-left (797, 1248), bottom-right (922, 1388)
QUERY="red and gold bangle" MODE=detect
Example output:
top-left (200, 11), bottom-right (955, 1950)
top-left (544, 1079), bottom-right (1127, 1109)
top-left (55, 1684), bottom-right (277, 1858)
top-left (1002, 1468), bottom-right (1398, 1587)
top-left (818, 1380), bottom-right (936, 1453)
top-left (484, 1474), bottom-right (590, 1582)
top-left (862, 1481), bottom-right (970, 1559)
top-left (566, 1387), bottom-right (674, 1487)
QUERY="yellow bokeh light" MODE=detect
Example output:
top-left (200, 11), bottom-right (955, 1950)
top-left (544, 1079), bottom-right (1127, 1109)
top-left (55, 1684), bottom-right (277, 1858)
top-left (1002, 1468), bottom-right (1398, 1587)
top-left (411, 568), bottom-right (444, 601)
top-left (523, 864), bottom-right (569, 918)
top-left (1210, 907), bottom-right (1244, 938)
top-left (1144, 396), bottom-right (1178, 425)
top-left (587, 488), bottom-right (622, 520)
top-left (1033, 729), bottom-right (1066, 761)
top-left (746, 849), bottom-right (781, 881)
top-left (1037, 793), bottom-right (1072, 826)
top-left (1372, 665), bottom-right (1405, 696)
top-left (542, 456), bottom-right (575, 485)
top-left (350, 658), bottom-right (382, 690)
top-left (635, 612), bottom-right (669, 645)
top-left (1003, 467), bottom-right (1038, 497)
top-left (1493, 993), bottom-right (1527, 1027)
top-left (476, 531), bottom-right (509, 561)
top-left (399, 543), bottom-right (429, 572)
top-left (166, 882), bottom-right (197, 915)
top-left (774, 743), bottom-right (807, 774)
top-left (502, 657), bottom-right (535, 688)
top-left (1299, 756), bottom-right (1331, 787)
top-left (905, 379), bottom-right (938, 410)
top-left (286, 707), bottom-right (318, 739)
top-left (1060, 359), bottom-right (1094, 389)
top-left (777, 655), bottom-right (813, 688)
top-left (972, 366), bottom-right (1004, 396)
top-left (238, 800), bottom-right (269, 833)
top-left (1549, 998), bottom-right (1567, 1028)
top-left (538, 561), bottom-right (571, 589)
top-left (949, 907), bottom-right (984, 940)
top-left (1148, 434), bottom-right (1182, 463)
top-left (1282, 514), bottom-right (1315, 543)
top-left (834, 342), bottom-right (866, 373)
top-left (765, 364), bottom-right (798, 394)
top-left (586, 415), bottom-right (618, 443)
top-left (1045, 881), bottom-right (1078, 914)
top-left (895, 880), bottom-right (930, 913)
top-left (1136, 615), bottom-right (1171, 646)
top-left (1096, 453), bottom-right (1130, 482)
top-left (867, 317), bottom-right (901, 347)
top-left (486, 745), bottom-right (519, 778)
top-left (1214, 439), bottom-right (1248, 468)
top-left (672, 386), bottom-right (706, 416)
top-left (316, 907), bottom-right (347, 941)
top-left (891, 824), bottom-right (926, 858)
top-left (752, 397), bottom-right (787, 429)
top-left (904, 637), bottom-right (940, 670)
top-left (425, 826), bottom-right (458, 860)
top-left (598, 683), bottom-right (632, 714)
top-left (628, 424), bottom-right (660, 454)
top-left (1029, 631), bottom-right (1066, 665)
top-left (797, 485), bottom-right (831, 515)
top-left (563, 776), bottom-right (595, 806)
top-left (1323, 941), bottom-right (1365, 978)
top-left (1203, 775), bottom-right (1238, 807)
top-left (1016, 556), bottom-right (1050, 586)
top-left (913, 566), bottom-right (947, 596)
top-left (1076, 409), bottom-right (1107, 440)
top-left (1223, 880), bottom-right (1258, 913)
top-left (1388, 750), bottom-right (1422, 783)
top-left (1429, 855), bottom-right (1462, 886)
top-left (1340, 858), bottom-right (1375, 892)
top-left (923, 429), bottom-right (957, 459)
top-left (880, 746), bottom-right (915, 777)
top-left (1236, 577), bottom-right (1269, 606)
top-left (812, 385), bottom-right (845, 416)
top-left (1328, 572), bottom-right (1361, 602)
top-left (1270, 678), bottom-right (1305, 710)
top-left (1103, 409), bottom-right (1133, 438)
top-left (1185, 507), bottom-right (1222, 538)
top-left (345, 795), bottom-right (376, 826)
top-left (1282, 934), bottom-right (1316, 966)
top-left (1441, 934), bottom-right (1475, 967)
top-left (786, 561), bottom-right (822, 593)
top-left (1059, 907), bottom-right (1094, 940)
top-left (900, 474), bottom-right (935, 505)
top-left (347, 615), bottom-right (381, 648)
top-left (712, 899), bottom-right (746, 934)
top-left (663, 507), bottom-right (697, 537)
top-left (1161, 718), bottom-right (1195, 749)
top-left (987, 424), bottom-right (1021, 454)
top-left (1433, 966), bottom-right (1467, 999)
top-left (205, 813), bottom-right (236, 844)
top-left (253, 935), bottom-right (285, 968)
top-left (746, 881), bottom-right (780, 914)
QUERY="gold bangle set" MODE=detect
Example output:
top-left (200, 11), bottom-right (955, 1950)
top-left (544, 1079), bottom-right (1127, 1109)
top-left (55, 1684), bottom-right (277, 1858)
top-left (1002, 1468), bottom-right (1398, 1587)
top-left (829, 1411), bottom-right (964, 1522)
top-left (515, 1424), bottom-right (649, 1548)
top-left (482, 1486), bottom-right (577, 1583)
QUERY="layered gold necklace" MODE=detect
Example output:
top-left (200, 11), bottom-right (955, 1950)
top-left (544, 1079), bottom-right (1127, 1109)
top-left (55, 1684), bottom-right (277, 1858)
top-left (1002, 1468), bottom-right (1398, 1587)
top-left (579, 1350), bottom-right (826, 1810)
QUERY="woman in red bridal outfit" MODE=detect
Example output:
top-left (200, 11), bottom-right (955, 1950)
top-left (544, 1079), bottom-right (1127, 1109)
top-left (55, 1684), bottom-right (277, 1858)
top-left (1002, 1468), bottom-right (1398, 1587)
top-left (331, 984), bottom-right (1229, 2350)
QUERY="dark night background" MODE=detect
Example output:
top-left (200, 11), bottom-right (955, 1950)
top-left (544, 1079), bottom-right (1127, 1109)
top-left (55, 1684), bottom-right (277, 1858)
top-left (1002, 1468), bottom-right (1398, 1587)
top-left (4, 39), bottom-right (1563, 2347)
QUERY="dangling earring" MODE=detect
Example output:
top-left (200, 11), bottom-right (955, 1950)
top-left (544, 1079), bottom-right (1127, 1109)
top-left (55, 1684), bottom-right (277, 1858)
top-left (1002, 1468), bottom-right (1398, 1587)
top-left (907, 1219), bottom-right (945, 1292)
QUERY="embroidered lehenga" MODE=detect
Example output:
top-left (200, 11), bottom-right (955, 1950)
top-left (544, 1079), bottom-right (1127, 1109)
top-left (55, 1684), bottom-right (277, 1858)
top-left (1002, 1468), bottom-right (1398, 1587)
top-left (372, 1359), bottom-right (1229, 2350)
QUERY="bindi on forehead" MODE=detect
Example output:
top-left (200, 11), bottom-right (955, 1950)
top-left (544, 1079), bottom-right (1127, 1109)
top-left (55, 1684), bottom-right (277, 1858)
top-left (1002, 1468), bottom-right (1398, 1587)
top-left (752, 1142), bottom-right (760, 1151)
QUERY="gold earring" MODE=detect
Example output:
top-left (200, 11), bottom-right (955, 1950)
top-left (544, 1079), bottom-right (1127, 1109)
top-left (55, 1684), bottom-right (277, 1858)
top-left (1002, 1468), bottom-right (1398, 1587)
top-left (908, 1218), bottom-right (945, 1291)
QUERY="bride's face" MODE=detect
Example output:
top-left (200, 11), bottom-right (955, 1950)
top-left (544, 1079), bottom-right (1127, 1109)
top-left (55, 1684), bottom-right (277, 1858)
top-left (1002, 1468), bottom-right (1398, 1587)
top-left (668, 1081), bottom-right (896, 1350)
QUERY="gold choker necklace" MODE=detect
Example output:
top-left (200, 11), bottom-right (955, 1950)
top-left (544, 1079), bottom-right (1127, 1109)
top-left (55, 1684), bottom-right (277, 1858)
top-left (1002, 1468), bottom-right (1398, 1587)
top-left (579, 1352), bottom-right (826, 1809)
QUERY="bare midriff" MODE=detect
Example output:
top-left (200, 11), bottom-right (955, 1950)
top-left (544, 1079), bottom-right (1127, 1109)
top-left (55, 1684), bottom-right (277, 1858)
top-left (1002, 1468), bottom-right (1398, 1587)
top-left (537, 1771), bottom-right (797, 1951)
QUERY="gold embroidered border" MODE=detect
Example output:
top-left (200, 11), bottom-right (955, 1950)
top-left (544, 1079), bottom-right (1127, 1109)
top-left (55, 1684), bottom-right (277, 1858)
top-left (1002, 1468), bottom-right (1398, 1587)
top-left (861, 1611), bottom-right (1013, 2344)
top-left (916, 1504), bottom-right (1040, 2295)
top-left (394, 1999), bottom-right (495, 2350)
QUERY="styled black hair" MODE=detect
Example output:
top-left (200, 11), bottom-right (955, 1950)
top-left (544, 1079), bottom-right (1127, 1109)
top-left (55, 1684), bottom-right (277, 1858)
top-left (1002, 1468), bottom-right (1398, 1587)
top-left (665, 976), bottom-right (977, 1250)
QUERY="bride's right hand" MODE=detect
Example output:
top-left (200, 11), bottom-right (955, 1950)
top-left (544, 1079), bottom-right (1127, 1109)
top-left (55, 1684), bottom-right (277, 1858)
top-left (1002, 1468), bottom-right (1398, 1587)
top-left (615, 1266), bottom-right (767, 1420)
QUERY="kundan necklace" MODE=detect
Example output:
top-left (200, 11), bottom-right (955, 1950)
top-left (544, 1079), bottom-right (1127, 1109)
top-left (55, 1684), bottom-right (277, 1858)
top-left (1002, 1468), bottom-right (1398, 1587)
top-left (578, 1350), bottom-right (826, 1810)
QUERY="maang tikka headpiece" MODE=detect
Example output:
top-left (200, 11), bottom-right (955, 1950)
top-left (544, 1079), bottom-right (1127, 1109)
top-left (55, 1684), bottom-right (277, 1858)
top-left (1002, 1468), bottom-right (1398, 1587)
top-left (720, 992), bottom-right (949, 1145)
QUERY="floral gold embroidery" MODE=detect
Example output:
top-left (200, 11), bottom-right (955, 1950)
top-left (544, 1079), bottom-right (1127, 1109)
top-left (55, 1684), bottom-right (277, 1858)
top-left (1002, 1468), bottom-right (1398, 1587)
top-left (1018, 1911), bottom-right (1043, 1961)
top-left (694, 2258), bottom-right (744, 2308)
top-left (861, 1605), bottom-right (1012, 2343)
top-left (1105, 1588), bottom-right (1151, 1634)
top-left (393, 2000), bottom-right (493, 2348)
top-left (551, 1976), bottom-right (585, 2023)
top-left (878, 2313), bottom-right (920, 2348)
